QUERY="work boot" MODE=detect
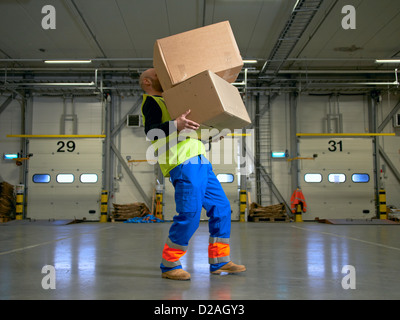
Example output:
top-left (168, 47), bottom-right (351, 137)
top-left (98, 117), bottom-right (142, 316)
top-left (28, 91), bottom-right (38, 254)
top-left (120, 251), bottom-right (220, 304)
top-left (162, 268), bottom-right (191, 280)
top-left (211, 261), bottom-right (246, 274)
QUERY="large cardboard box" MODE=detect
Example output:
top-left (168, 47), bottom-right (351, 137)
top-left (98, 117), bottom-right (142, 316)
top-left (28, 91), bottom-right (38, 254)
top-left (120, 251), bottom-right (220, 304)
top-left (154, 21), bottom-right (243, 90)
top-left (162, 70), bottom-right (251, 132)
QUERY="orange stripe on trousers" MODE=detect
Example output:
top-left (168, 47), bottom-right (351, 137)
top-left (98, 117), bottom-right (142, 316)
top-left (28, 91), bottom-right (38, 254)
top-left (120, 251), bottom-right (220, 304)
top-left (162, 243), bottom-right (186, 262)
top-left (208, 242), bottom-right (230, 259)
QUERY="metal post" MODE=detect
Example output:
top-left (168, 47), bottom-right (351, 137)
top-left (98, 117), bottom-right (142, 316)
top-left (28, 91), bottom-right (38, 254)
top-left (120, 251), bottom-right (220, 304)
top-left (21, 92), bottom-right (32, 219)
top-left (239, 129), bottom-right (248, 222)
top-left (289, 92), bottom-right (299, 192)
top-left (100, 190), bottom-right (108, 222)
top-left (255, 93), bottom-right (261, 204)
top-left (104, 93), bottom-right (112, 196)
top-left (369, 91), bottom-right (381, 218)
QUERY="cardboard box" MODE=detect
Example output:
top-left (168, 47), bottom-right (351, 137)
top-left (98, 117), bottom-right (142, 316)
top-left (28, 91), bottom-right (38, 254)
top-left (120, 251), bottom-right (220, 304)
top-left (154, 21), bottom-right (243, 90)
top-left (162, 70), bottom-right (251, 132)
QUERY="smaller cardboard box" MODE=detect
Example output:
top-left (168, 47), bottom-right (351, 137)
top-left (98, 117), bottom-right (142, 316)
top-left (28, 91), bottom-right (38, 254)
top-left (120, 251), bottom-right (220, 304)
top-left (162, 70), bottom-right (251, 132)
top-left (154, 21), bottom-right (243, 90)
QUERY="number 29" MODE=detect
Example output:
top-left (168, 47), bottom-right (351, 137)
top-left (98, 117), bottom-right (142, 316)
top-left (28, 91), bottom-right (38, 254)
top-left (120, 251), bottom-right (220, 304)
top-left (57, 141), bottom-right (76, 152)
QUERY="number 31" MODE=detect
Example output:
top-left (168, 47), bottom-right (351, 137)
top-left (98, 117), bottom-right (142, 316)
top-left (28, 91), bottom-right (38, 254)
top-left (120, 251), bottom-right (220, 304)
top-left (328, 140), bottom-right (343, 152)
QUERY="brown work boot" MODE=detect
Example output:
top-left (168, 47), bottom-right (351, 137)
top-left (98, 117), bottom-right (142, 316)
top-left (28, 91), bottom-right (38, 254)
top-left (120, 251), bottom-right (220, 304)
top-left (211, 261), bottom-right (246, 274)
top-left (162, 268), bottom-right (191, 280)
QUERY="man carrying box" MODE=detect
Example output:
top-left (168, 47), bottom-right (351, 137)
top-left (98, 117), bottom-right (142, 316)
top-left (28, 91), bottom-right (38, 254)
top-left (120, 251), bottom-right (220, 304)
top-left (140, 68), bottom-right (246, 280)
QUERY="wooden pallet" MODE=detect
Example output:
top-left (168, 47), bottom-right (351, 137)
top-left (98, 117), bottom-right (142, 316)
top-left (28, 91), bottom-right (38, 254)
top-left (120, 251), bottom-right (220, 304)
top-left (111, 202), bottom-right (151, 222)
top-left (248, 216), bottom-right (290, 223)
top-left (110, 215), bottom-right (137, 223)
top-left (0, 216), bottom-right (11, 223)
top-left (388, 212), bottom-right (400, 222)
top-left (248, 202), bottom-right (290, 222)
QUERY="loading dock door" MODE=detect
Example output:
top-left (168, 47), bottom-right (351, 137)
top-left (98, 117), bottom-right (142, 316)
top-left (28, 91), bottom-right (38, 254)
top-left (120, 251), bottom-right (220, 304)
top-left (298, 138), bottom-right (375, 220)
top-left (27, 138), bottom-right (103, 221)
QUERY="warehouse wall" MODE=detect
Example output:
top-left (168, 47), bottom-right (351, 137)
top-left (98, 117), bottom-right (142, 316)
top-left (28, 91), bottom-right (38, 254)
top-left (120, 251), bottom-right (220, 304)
top-left (113, 94), bottom-right (155, 207)
top-left (31, 95), bottom-right (103, 135)
top-left (26, 94), bottom-right (155, 210)
top-left (378, 94), bottom-right (400, 209)
top-left (0, 96), bottom-right (22, 184)
top-left (266, 92), bottom-right (400, 210)
top-left (1, 91), bottom-right (399, 217)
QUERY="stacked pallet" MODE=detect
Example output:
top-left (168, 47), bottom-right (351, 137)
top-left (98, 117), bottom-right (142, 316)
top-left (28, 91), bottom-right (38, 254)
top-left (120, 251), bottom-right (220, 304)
top-left (388, 206), bottom-right (400, 222)
top-left (0, 182), bottom-right (15, 223)
top-left (111, 202), bottom-right (151, 222)
top-left (248, 202), bottom-right (290, 222)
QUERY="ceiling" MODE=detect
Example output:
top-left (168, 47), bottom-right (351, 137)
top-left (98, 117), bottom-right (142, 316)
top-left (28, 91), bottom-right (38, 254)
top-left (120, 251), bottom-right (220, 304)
top-left (1, 0), bottom-right (400, 94)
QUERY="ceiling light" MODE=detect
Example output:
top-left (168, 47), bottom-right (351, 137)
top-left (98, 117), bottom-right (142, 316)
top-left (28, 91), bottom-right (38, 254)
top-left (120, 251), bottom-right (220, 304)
top-left (44, 60), bottom-right (92, 64)
top-left (32, 82), bottom-right (95, 86)
top-left (375, 59), bottom-right (400, 64)
top-left (292, 0), bottom-right (301, 12)
top-left (243, 60), bottom-right (257, 64)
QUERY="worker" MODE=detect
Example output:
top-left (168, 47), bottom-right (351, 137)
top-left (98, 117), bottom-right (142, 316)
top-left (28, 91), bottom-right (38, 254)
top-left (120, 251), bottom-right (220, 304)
top-left (139, 68), bottom-right (246, 280)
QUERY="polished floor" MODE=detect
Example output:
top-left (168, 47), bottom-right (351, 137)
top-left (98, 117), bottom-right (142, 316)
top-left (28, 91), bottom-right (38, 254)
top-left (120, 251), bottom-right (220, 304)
top-left (1, 220), bottom-right (400, 300)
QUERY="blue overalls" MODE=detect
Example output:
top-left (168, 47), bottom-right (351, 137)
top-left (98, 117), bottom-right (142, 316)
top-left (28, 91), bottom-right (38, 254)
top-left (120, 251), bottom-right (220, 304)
top-left (141, 94), bottom-right (232, 273)
top-left (161, 155), bottom-right (232, 273)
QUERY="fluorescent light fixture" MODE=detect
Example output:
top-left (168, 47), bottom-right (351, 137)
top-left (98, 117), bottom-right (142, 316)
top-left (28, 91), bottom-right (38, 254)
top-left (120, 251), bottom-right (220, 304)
top-left (44, 60), bottom-right (92, 64)
top-left (243, 60), bottom-right (257, 64)
top-left (375, 59), bottom-right (400, 64)
top-left (272, 151), bottom-right (287, 159)
top-left (3, 153), bottom-right (19, 160)
top-left (31, 82), bottom-right (95, 86)
top-left (292, 0), bottom-right (301, 12)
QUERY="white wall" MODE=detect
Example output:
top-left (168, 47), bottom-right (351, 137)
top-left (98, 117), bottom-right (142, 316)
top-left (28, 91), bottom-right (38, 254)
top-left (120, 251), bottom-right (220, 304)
top-left (31, 96), bottom-right (103, 135)
top-left (378, 93), bottom-right (400, 208)
top-left (0, 96), bottom-right (22, 184)
top-left (1, 90), bottom-right (399, 216)
top-left (28, 94), bottom-right (155, 208)
top-left (113, 95), bottom-right (156, 206)
top-left (264, 92), bottom-right (400, 210)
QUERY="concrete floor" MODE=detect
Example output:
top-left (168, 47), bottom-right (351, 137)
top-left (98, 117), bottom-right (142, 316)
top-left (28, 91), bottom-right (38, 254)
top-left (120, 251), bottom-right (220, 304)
top-left (1, 220), bottom-right (400, 300)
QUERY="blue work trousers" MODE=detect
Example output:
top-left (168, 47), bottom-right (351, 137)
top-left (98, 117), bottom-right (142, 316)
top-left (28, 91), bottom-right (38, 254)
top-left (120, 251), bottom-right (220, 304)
top-left (160, 155), bottom-right (231, 273)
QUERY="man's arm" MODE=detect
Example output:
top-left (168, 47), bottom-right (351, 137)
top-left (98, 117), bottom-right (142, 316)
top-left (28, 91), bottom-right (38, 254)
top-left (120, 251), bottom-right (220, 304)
top-left (142, 96), bottom-right (176, 139)
top-left (142, 96), bottom-right (200, 141)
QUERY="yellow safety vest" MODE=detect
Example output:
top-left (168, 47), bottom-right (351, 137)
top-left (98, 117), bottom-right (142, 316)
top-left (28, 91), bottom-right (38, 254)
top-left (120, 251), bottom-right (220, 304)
top-left (141, 94), bottom-right (206, 177)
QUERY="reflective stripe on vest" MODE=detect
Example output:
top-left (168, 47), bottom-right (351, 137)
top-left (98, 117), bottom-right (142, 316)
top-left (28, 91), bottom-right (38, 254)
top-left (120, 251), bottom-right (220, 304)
top-left (141, 94), bottom-right (206, 177)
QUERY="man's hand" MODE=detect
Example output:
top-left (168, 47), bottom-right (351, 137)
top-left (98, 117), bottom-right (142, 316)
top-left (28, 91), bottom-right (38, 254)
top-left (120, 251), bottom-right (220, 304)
top-left (174, 110), bottom-right (200, 132)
